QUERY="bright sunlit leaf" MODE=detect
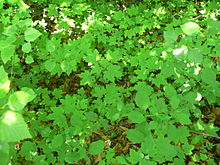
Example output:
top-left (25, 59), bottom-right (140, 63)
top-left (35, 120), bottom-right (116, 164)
top-left (181, 22), bottom-right (200, 36)
top-left (25, 28), bottom-right (41, 42)
top-left (0, 111), bottom-right (32, 142)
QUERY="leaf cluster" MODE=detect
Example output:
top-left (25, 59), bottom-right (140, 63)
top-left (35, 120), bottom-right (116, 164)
top-left (0, 0), bottom-right (220, 165)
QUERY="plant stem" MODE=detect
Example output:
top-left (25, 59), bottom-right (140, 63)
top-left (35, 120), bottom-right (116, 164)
top-left (189, 130), bottom-right (220, 139)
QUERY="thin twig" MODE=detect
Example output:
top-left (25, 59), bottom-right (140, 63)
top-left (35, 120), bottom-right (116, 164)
top-left (189, 130), bottom-right (220, 139)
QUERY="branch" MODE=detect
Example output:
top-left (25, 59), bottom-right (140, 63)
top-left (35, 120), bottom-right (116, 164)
top-left (189, 130), bottom-right (220, 139)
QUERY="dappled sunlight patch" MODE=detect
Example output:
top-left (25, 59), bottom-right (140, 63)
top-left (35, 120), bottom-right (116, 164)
top-left (2, 111), bottom-right (17, 125)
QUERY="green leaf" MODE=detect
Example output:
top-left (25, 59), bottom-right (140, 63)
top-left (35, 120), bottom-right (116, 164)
top-left (187, 48), bottom-right (203, 64)
top-left (0, 141), bottom-right (10, 165)
top-left (135, 91), bottom-right (150, 110)
top-left (61, 60), bottom-right (72, 75)
top-left (173, 45), bottom-right (188, 60)
top-left (116, 156), bottom-right (127, 164)
top-left (44, 60), bottom-right (56, 72)
top-left (128, 111), bottom-right (145, 123)
top-left (8, 91), bottom-right (30, 110)
top-left (181, 22), bottom-right (200, 36)
top-left (25, 56), bottom-right (34, 64)
top-left (1, 45), bottom-right (15, 64)
top-left (173, 111), bottom-right (191, 125)
top-left (8, 88), bottom-right (36, 110)
top-left (172, 158), bottom-right (185, 165)
top-left (0, 79), bottom-right (10, 99)
top-left (201, 68), bottom-right (216, 84)
top-left (127, 149), bottom-right (142, 164)
top-left (164, 28), bottom-right (179, 43)
top-left (21, 87), bottom-right (36, 99)
top-left (0, 66), bottom-right (10, 99)
top-left (48, 107), bottom-right (68, 128)
top-left (89, 140), bottom-right (105, 155)
top-left (126, 129), bottom-right (145, 143)
top-left (103, 65), bottom-right (122, 82)
top-left (167, 125), bottom-right (190, 144)
top-left (135, 83), bottom-right (153, 96)
top-left (65, 152), bottom-right (80, 163)
top-left (170, 96), bottom-right (180, 109)
top-left (22, 43), bottom-right (31, 53)
top-left (156, 136), bottom-right (177, 161)
top-left (20, 141), bottom-right (37, 159)
top-left (207, 19), bottom-right (220, 35)
top-left (85, 111), bottom-right (98, 121)
top-left (141, 134), bottom-right (155, 154)
top-left (0, 111), bottom-right (32, 142)
top-left (8, 0), bottom-right (19, 4)
top-left (164, 85), bottom-right (177, 98)
top-left (0, 66), bottom-right (8, 82)
top-left (46, 40), bottom-right (56, 53)
top-left (24, 28), bottom-right (41, 42)
top-left (50, 134), bottom-right (64, 149)
top-left (106, 148), bottom-right (115, 160)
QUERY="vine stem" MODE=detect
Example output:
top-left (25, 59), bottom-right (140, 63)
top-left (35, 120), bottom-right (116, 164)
top-left (189, 130), bottom-right (220, 139)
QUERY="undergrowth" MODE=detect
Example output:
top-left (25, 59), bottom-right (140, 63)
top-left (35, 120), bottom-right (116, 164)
top-left (0, 0), bottom-right (220, 164)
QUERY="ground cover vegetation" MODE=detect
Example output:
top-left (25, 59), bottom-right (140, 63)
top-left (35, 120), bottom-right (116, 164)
top-left (0, 0), bottom-right (220, 164)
